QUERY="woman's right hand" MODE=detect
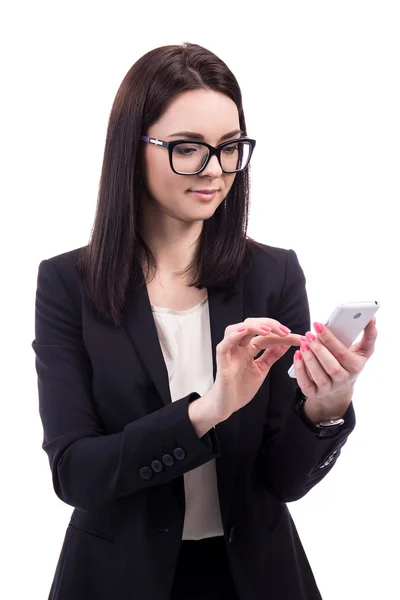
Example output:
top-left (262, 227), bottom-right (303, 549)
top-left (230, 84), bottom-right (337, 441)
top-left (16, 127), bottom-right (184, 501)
top-left (204, 318), bottom-right (301, 422)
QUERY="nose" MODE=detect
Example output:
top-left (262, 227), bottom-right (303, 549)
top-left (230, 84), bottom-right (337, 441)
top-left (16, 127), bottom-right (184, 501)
top-left (200, 154), bottom-right (223, 178)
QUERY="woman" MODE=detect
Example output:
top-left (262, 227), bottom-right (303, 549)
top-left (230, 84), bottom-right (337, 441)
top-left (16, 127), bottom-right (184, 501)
top-left (32, 42), bottom-right (377, 600)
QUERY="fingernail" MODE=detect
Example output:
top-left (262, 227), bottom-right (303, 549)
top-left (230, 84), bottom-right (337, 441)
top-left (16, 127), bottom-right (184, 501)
top-left (300, 341), bottom-right (310, 352)
top-left (300, 336), bottom-right (307, 341)
top-left (295, 350), bottom-right (302, 361)
top-left (313, 322), bottom-right (324, 334)
top-left (260, 325), bottom-right (271, 332)
top-left (237, 326), bottom-right (246, 332)
top-left (279, 325), bottom-right (291, 334)
top-left (305, 331), bottom-right (316, 343)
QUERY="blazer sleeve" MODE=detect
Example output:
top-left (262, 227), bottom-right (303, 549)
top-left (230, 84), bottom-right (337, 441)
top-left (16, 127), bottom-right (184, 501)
top-left (32, 259), bottom-right (220, 511)
top-left (255, 249), bottom-right (356, 503)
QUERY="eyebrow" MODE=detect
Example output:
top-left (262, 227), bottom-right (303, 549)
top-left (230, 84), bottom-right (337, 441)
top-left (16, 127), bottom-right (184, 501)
top-left (167, 129), bottom-right (244, 142)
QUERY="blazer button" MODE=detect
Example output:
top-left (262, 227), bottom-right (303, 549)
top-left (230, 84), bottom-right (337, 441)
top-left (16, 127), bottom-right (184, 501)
top-left (174, 447), bottom-right (186, 461)
top-left (151, 460), bottom-right (163, 473)
top-left (162, 454), bottom-right (174, 467)
top-left (140, 466), bottom-right (153, 479)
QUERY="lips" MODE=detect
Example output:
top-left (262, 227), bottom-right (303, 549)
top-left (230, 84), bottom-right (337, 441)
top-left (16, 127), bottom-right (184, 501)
top-left (190, 190), bottom-right (218, 201)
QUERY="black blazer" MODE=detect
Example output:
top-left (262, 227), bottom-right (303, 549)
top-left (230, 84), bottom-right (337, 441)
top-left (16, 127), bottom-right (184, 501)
top-left (32, 240), bottom-right (356, 600)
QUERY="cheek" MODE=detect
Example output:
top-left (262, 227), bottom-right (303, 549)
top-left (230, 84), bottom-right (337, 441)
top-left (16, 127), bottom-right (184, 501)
top-left (224, 174), bottom-right (236, 196)
top-left (144, 154), bottom-right (186, 199)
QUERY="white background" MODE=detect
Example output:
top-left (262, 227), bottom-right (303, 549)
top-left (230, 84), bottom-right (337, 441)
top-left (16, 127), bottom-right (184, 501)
top-left (2, 1), bottom-right (399, 598)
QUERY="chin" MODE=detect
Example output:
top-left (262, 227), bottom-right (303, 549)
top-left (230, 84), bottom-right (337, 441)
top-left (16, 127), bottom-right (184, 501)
top-left (182, 206), bottom-right (219, 223)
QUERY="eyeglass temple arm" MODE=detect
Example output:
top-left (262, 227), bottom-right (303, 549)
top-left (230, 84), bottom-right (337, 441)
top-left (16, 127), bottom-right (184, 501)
top-left (140, 135), bottom-right (169, 148)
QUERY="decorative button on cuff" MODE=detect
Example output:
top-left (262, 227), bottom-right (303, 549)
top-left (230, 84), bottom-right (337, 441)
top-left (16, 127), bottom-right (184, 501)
top-left (151, 460), bottom-right (163, 473)
top-left (140, 466), bottom-right (153, 479)
top-left (174, 447), bottom-right (186, 460)
top-left (162, 454), bottom-right (174, 467)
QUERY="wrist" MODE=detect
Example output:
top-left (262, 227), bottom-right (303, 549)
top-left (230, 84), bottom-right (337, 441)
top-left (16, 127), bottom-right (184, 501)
top-left (296, 391), bottom-right (346, 438)
top-left (202, 386), bottom-right (233, 423)
top-left (188, 392), bottom-right (226, 439)
top-left (303, 398), bottom-right (347, 424)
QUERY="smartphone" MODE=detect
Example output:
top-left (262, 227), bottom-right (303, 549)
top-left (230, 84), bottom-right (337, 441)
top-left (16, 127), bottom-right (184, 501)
top-left (288, 300), bottom-right (380, 378)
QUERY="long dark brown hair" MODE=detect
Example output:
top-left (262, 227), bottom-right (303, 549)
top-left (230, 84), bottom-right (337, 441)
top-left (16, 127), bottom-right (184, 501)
top-left (76, 42), bottom-right (257, 326)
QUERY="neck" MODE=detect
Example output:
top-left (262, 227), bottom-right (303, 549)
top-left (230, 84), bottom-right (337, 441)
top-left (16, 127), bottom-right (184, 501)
top-left (139, 204), bottom-right (203, 278)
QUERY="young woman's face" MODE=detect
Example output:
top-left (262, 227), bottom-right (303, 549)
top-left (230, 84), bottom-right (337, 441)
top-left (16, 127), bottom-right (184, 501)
top-left (141, 89), bottom-right (241, 223)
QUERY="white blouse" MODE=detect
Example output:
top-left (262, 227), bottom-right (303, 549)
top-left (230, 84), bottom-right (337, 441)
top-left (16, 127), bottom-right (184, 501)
top-left (151, 294), bottom-right (224, 540)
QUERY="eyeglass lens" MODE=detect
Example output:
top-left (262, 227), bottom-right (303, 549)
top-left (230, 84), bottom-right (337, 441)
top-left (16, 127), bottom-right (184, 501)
top-left (172, 141), bottom-right (252, 174)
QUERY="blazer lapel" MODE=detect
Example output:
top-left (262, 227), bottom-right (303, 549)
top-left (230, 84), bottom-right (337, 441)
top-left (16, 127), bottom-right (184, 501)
top-left (123, 270), bottom-right (172, 408)
top-left (208, 284), bottom-right (245, 527)
top-left (123, 264), bottom-right (245, 525)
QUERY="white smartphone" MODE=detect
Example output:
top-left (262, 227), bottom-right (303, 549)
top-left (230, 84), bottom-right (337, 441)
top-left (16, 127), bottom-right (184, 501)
top-left (288, 300), bottom-right (380, 378)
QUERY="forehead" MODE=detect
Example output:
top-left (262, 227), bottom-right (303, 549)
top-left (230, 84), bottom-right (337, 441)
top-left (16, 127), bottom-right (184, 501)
top-left (151, 89), bottom-right (240, 142)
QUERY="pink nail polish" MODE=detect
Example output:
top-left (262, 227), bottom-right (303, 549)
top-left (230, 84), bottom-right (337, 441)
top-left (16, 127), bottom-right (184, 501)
top-left (305, 331), bottom-right (316, 343)
top-left (295, 350), bottom-right (302, 361)
top-left (237, 326), bottom-right (246, 332)
top-left (301, 341), bottom-right (310, 352)
top-left (314, 322), bottom-right (323, 334)
top-left (300, 335), bottom-right (307, 341)
top-left (260, 325), bottom-right (271, 332)
top-left (279, 325), bottom-right (291, 334)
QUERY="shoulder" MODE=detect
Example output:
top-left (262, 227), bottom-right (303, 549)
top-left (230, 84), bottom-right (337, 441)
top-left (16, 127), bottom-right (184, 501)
top-left (39, 245), bottom-right (86, 270)
top-left (244, 238), bottom-right (306, 293)
top-left (245, 237), bottom-right (296, 270)
top-left (35, 245), bottom-right (87, 307)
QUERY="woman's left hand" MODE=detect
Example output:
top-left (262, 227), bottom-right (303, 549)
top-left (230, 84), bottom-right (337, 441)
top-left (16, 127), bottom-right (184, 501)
top-left (294, 317), bottom-right (378, 422)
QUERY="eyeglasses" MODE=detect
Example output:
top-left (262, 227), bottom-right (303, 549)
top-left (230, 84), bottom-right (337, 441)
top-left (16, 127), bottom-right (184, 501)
top-left (140, 135), bottom-right (256, 175)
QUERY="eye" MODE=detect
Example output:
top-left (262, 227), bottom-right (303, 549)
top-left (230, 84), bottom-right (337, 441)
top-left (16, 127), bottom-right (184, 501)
top-left (222, 143), bottom-right (239, 155)
top-left (174, 143), bottom-right (201, 156)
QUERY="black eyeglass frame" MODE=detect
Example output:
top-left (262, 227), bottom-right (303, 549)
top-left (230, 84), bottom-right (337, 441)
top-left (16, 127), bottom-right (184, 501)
top-left (140, 135), bottom-right (256, 175)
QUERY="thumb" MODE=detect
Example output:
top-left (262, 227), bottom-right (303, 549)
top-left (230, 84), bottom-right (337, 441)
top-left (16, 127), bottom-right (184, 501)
top-left (350, 320), bottom-right (377, 358)
top-left (256, 344), bottom-right (290, 369)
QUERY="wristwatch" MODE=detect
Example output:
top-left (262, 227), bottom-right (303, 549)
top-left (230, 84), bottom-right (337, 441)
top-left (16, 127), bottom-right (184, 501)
top-left (297, 392), bottom-right (345, 438)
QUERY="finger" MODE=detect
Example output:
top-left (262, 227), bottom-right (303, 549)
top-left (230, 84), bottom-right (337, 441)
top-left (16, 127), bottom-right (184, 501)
top-left (350, 320), bottom-right (378, 358)
top-left (237, 323), bottom-right (295, 349)
top-left (299, 340), bottom-right (341, 389)
top-left (225, 318), bottom-right (293, 339)
top-left (216, 324), bottom-right (275, 358)
top-left (254, 344), bottom-right (290, 369)
top-left (311, 323), bottom-right (360, 375)
top-left (216, 326), bottom-right (253, 361)
top-left (293, 351), bottom-right (317, 397)
top-left (251, 332), bottom-right (302, 350)
top-left (237, 324), bottom-right (272, 348)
